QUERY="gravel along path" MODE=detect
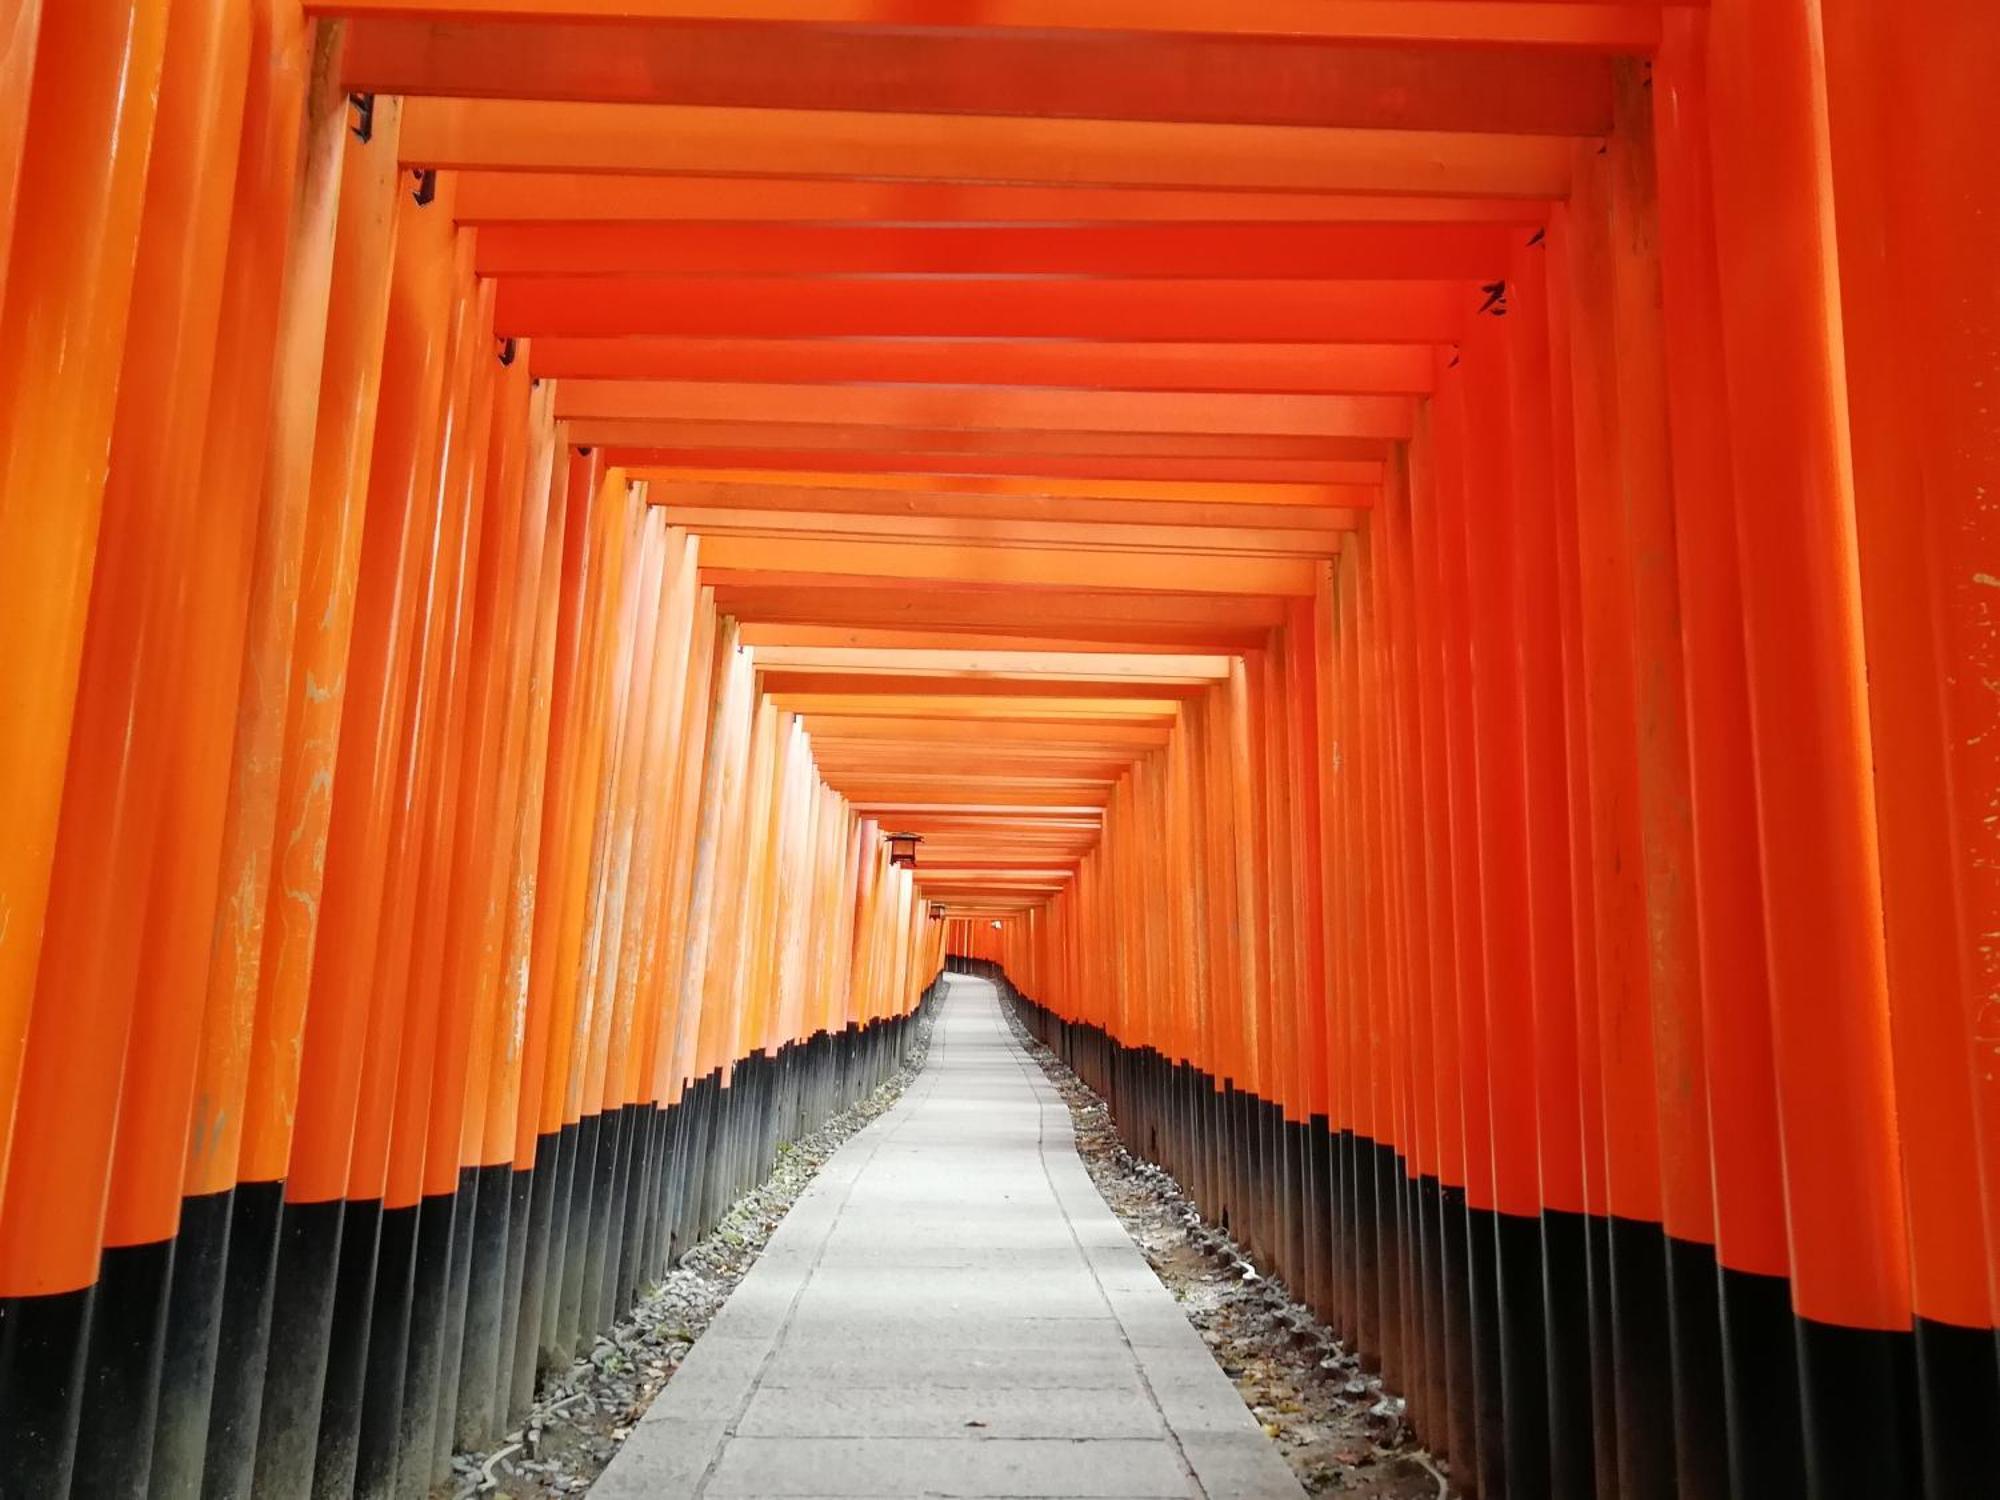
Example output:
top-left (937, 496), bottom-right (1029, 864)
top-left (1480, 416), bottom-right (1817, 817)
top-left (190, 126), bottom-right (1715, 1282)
top-left (445, 1009), bottom-right (936, 1499)
top-left (448, 990), bottom-right (1448, 1500)
top-left (1000, 1004), bottom-right (1453, 1500)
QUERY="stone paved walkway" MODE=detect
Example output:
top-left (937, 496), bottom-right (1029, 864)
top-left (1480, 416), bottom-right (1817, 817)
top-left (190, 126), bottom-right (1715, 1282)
top-left (592, 975), bottom-right (1306, 1499)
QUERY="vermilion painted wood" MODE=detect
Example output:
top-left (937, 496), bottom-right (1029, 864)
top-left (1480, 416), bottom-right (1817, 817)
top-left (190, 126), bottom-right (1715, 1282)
top-left (309, 0), bottom-right (1668, 51)
top-left (1706, 0), bottom-right (1909, 1339)
top-left (612, 450), bottom-right (1386, 487)
top-left (1824, 0), bottom-right (2000, 1344)
top-left (0, 0), bottom-right (172, 1220)
top-left (496, 276), bottom-right (1471, 343)
top-left (479, 223), bottom-right (1525, 279)
top-left (656, 485), bottom-right (1362, 531)
top-left (345, 18), bottom-right (1614, 134)
top-left (532, 340), bottom-right (1435, 398)
top-left (556, 382), bottom-right (1414, 443)
top-left (70, 0), bottom-right (256, 1258)
top-left (196, 17), bottom-right (351, 1209)
top-left (399, 99), bottom-right (1575, 197)
top-left (9, 5), bottom-right (1994, 1496)
top-left (450, 171), bottom-right (1547, 225)
top-left (579, 423), bottom-right (1394, 467)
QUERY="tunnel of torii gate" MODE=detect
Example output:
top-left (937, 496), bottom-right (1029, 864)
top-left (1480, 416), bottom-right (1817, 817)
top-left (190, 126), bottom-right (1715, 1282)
top-left (0, 2), bottom-right (1995, 1499)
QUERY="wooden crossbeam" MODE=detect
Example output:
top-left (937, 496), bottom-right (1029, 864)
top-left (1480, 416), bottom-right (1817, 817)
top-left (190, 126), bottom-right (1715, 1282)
top-left (555, 382), bottom-right (1412, 442)
top-left (478, 223), bottom-right (1523, 279)
top-left (401, 100), bottom-right (1575, 198)
top-left (650, 482), bottom-right (1365, 530)
top-left (697, 535), bottom-right (1319, 595)
top-left (346, 20), bottom-right (1613, 133)
top-left (531, 339), bottom-right (1436, 396)
top-left (581, 422), bottom-right (1392, 464)
top-left (310, 1), bottom-right (1666, 52)
top-left (497, 277), bottom-right (1472, 342)
top-left (607, 450), bottom-right (1384, 485)
top-left (755, 646), bottom-right (1231, 680)
top-left (682, 516), bottom-right (1348, 561)
top-left (449, 173), bottom-right (1549, 224)
top-left (648, 470), bottom-right (1371, 509)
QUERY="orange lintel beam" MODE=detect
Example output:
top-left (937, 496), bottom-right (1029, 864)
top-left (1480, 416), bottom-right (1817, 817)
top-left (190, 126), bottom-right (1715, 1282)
top-left (892, 840), bottom-right (1099, 856)
top-left (645, 469), bottom-right (1372, 509)
top-left (742, 624), bottom-right (1267, 656)
top-left (753, 646), bottom-right (1230, 680)
top-left (906, 839), bottom-right (1090, 850)
top-left (399, 100), bottom-right (1575, 198)
top-left (310, 2), bottom-right (1665, 53)
top-left (695, 534), bottom-right (1317, 595)
top-left (913, 869), bottom-right (1074, 881)
top-left (904, 851), bottom-right (1090, 865)
top-left (909, 865), bottom-right (1083, 876)
top-left (587, 423), bottom-right (1389, 464)
top-left (776, 693), bottom-right (1185, 719)
top-left (650, 483), bottom-right (1363, 530)
top-left (853, 827), bottom-right (1101, 846)
top-left (768, 678), bottom-right (1203, 703)
top-left (861, 788), bottom-right (1112, 808)
top-left (850, 838), bottom-right (1096, 854)
top-left (907, 866), bottom-right (1088, 878)
top-left (555, 382), bottom-right (1413, 442)
top-left (801, 716), bottom-right (1168, 745)
top-left (816, 748), bottom-right (1144, 768)
top-left (762, 620), bottom-right (1274, 652)
top-left (478, 223), bottom-right (1523, 280)
top-left (852, 802), bottom-right (1107, 816)
top-left (827, 776), bottom-right (1117, 795)
top-left (813, 741), bottom-right (1137, 761)
top-left (900, 829), bottom-right (1094, 839)
top-left (812, 748), bottom-right (1137, 771)
top-left (918, 888), bottom-right (1077, 899)
top-left (833, 771), bottom-right (1120, 789)
top-left (914, 899), bottom-right (1045, 911)
top-left (884, 817), bottom-right (1108, 832)
top-left (611, 449), bottom-right (1383, 485)
top-left (448, 173), bottom-right (1549, 225)
top-left (713, 578), bottom-right (1289, 613)
top-left (670, 510), bottom-right (1349, 556)
top-left (920, 891), bottom-right (1072, 902)
top-left (882, 846), bottom-right (1097, 862)
top-left (714, 582), bottom-right (1288, 632)
top-left (497, 277), bottom-right (1469, 343)
top-left (533, 339), bottom-right (1435, 397)
top-left (346, 20), bottom-right (1613, 135)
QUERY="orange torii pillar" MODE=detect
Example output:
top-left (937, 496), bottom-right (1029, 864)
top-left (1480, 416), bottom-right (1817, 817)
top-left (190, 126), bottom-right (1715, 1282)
top-left (1819, 1), bottom-right (2000, 1492)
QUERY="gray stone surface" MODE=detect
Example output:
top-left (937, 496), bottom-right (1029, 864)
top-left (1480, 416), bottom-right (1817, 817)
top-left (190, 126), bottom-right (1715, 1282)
top-left (592, 977), bottom-right (1305, 1499)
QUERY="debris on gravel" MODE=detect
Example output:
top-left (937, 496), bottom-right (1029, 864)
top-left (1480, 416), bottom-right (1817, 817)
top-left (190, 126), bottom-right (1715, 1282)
top-left (1003, 1006), bottom-right (1453, 1499)
top-left (446, 1010), bottom-right (936, 1498)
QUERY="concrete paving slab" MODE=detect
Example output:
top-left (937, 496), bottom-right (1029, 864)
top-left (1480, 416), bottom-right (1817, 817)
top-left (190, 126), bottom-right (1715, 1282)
top-left (591, 976), bottom-right (1305, 1499)
top-left (706, 1437), bottom-right (1191, 1497)
top-left (756, 1342), bottom-right (1147, 1393)
top-left (734, 1384), bottom-right (1164, 1441)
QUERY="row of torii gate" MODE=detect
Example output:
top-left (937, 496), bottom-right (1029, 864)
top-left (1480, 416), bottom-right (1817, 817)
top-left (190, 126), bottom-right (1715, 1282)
top-left (0, 4), bottom-right (1993, 1500)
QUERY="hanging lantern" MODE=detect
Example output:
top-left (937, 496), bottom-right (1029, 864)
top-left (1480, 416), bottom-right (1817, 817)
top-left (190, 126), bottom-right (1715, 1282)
top-left (886, 830), bottom-right (922, 869)
top-left (927, 903), bottom-right (948, 922)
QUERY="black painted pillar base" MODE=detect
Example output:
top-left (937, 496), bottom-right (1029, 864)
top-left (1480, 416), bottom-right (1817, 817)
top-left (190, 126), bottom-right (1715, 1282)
top-left (73, 1233), bottom-right (175, 1496)
top-left (152, 1187), bottom-right (234, 1499)
top-left (203, 1178), bottom-right (285, 1499)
